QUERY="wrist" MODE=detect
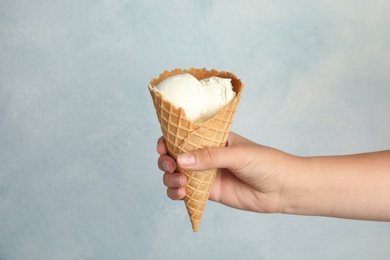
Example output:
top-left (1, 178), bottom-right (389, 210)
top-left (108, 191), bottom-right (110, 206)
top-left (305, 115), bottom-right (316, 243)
top-left (277, 154), bottom-right (306, 215)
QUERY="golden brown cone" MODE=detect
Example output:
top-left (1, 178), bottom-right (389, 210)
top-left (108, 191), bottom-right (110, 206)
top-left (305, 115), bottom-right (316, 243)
top-left (149, 68), bottom-right (244, 232)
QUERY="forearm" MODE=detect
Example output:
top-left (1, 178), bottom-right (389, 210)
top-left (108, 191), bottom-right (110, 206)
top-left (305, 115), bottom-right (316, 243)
top-left (281, 150), bottom-right (390, 221)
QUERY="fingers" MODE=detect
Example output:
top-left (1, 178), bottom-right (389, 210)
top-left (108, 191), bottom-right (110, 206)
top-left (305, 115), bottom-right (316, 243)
top-left (156, 136), bottom-right (185, 200)
top-left (157, 136), bottom-right (178, 173)
top-left (166, 187), bottom-right (186, 200)
top-left (163, 172), bottom-right (186, 188)
top-left (176, 132), bottom-right (254, 171)
top-left (158, 154), bottom-right (177, 173)
top-left (158, 155), bottom-right (186, 200)
top-left (163, 172), bottom-right (187, 200)
top-left (156, 136), bottom-right (168, 155)
top-left (156, 133), bottom-right (248, 200)
top-left (177, 146), bottom-right (239, 171)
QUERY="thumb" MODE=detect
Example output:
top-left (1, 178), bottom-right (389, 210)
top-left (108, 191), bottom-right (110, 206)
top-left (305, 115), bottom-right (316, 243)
top-left (177, 146), bottom-right (237, 171)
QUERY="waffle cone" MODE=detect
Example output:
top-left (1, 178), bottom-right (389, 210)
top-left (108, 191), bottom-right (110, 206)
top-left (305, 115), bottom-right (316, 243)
top-left (149, 68), bottom-right (244, 232)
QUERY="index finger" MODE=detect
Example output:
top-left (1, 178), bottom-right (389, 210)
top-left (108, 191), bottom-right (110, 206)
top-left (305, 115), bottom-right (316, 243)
top-left (156, 136), bottom-right (168, 155)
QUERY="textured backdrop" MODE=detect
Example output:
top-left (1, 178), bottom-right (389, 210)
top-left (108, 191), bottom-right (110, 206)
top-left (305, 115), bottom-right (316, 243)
top-left (1, 0), bottom-right (390, 259)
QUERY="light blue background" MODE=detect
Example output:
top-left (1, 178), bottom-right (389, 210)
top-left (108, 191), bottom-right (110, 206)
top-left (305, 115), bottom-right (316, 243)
top-left (1, 0), bottom-right (390, 259)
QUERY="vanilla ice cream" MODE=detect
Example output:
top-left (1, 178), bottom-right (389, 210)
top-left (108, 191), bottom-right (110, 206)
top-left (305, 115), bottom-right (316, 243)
top-left (151, 73), bottom-right (236, 123)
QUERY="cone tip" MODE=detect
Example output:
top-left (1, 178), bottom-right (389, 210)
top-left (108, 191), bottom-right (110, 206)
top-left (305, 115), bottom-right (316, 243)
top-left (192, 223), bottom-right (199, 232)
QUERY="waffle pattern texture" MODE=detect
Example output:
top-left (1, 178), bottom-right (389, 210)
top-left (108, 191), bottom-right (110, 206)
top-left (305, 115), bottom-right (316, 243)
top-left (149, 68), bottom-right (244, 232)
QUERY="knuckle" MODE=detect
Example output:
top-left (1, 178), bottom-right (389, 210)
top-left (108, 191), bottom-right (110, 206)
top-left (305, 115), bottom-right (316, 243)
top-left (167, 188), bottom-right (183, 200)
top-left (201, 147), bottom-right (218, 166)
top-left (162, 173), bottom-right (169, 186)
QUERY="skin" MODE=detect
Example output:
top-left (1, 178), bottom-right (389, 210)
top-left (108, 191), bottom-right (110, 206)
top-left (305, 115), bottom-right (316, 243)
top-left (157, 132), bottom-right (390, 221)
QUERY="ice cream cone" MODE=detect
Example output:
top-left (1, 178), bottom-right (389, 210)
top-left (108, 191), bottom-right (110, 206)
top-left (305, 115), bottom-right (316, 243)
top-left (149, 68), bottom-right (244, 232)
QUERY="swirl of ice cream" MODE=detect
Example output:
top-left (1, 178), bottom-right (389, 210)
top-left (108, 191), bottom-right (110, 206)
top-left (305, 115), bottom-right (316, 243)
top-left (151, 73), bottom-right (236, 123)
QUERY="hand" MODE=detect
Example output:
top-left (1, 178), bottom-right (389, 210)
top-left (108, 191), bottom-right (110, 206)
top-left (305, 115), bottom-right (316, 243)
top-left (157, 132), bottom-right (390, 220)
top-left (156, 132), bottom-right (296, 214)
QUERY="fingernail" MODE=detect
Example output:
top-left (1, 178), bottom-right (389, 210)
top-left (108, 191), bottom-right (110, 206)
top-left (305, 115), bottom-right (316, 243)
top-left (175, 188), bottom-right (182, 199)
top-left (162, 161), bottom-right (169, 172)
top-left (172, 176), bottom-right (182, 186)
top-left (177, 153), bottom-right (195, 166)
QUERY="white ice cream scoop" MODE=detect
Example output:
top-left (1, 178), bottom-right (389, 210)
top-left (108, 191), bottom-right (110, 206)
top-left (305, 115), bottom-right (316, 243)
top-left (199, 76), bottom-right (236, 122)
top-left (151, 73), bottom-right (236, 123)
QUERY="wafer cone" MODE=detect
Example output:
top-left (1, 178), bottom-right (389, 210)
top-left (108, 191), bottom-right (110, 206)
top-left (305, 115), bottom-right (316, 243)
top-left (149, 68), bottom-right (244, 232)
